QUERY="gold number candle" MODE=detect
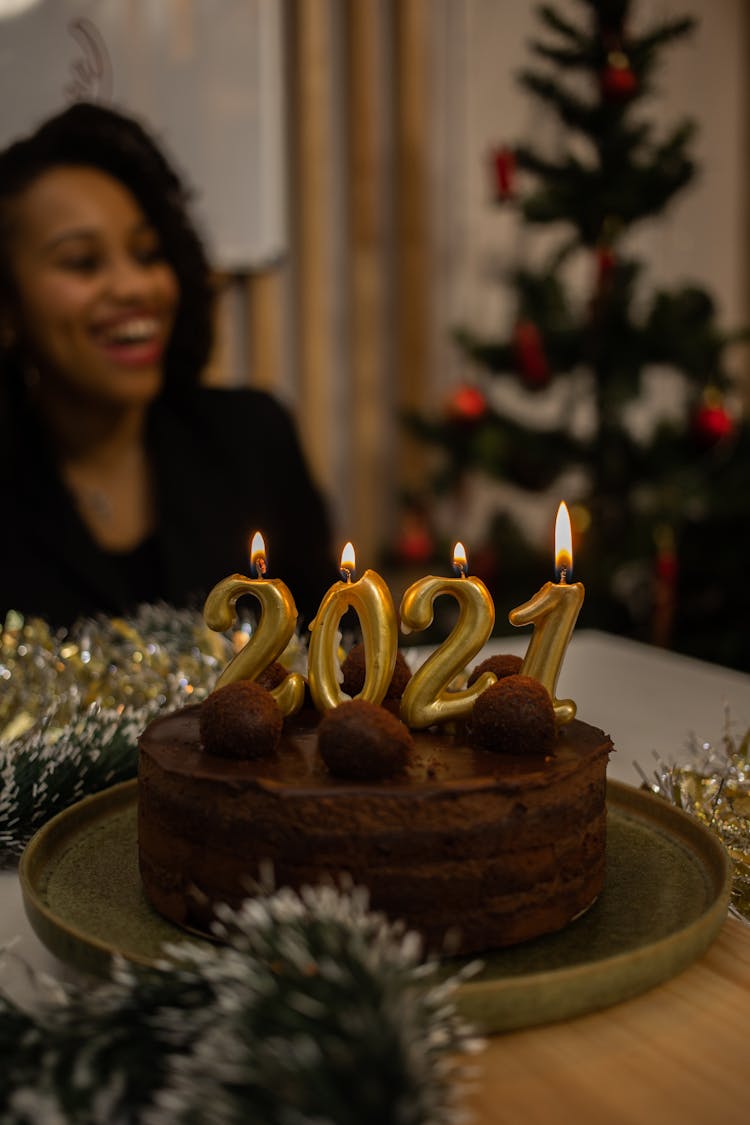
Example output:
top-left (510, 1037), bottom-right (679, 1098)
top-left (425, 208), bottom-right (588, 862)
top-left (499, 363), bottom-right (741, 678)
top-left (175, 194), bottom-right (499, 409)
top-left (509, 502), bottom-right (584, 725)
top-left (307, 542), bottom-right (398, 712)
top-left (203, 532), bottom-right (305, 716)
top-left (399, 542), bottom-right (496, 729)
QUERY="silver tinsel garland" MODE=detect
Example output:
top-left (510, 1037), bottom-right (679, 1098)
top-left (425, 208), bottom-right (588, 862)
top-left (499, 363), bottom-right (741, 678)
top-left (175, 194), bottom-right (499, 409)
top-left (1, 882), bottom-right (483, 1124)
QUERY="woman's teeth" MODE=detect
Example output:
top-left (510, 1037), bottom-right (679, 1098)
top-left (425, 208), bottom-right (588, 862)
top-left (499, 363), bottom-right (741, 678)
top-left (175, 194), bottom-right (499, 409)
top-left (104, 318), bottom-right (159, 344)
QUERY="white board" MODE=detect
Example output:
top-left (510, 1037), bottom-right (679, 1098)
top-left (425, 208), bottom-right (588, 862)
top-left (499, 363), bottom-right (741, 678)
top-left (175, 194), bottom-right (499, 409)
top-left (0, 0), bottom-right (286, 269)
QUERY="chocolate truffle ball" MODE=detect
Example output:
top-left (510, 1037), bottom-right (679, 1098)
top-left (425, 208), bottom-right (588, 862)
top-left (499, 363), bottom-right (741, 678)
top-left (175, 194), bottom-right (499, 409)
top-left (256, 662), bottom-right (317, 715)
top-left (469, 674), bottom-right (556, 756)
top-left (340, 642), bottom-right (412, 702)
top-left (318, 699), bottom-right (414, 780)
top-left (467, 653), bottom-right (523, 687)
top-left (199, 680), bottom-right (283, 760)
top-left (256, 661), bottom-right (288, 692)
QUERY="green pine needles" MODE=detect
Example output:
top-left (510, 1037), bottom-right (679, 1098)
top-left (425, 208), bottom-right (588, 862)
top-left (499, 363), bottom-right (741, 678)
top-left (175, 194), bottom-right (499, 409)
top-left (1, 884), bottom-right (482, 1124)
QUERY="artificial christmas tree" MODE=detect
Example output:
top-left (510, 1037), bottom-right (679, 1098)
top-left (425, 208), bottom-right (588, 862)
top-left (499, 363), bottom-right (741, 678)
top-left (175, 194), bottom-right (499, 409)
top-left (405, 0), bottom-right (750, 671)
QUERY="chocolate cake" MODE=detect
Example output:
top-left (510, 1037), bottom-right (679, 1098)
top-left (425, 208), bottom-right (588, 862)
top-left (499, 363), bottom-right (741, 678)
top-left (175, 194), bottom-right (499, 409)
top-left (138, 685), bottom-right (612, 955)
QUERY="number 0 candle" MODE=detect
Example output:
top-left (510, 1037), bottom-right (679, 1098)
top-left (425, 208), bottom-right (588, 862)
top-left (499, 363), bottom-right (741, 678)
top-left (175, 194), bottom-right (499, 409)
top-left (509, 502), bottom-right (584, 725)
top-left (307, 542), bottom-right (398, 712)
top-left (203, 532), bottom-right (305, 716)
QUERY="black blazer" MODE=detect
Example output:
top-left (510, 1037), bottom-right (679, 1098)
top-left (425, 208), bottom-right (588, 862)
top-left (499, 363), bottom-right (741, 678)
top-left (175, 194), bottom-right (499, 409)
top-left (0, 387), bottom-right (336, 629)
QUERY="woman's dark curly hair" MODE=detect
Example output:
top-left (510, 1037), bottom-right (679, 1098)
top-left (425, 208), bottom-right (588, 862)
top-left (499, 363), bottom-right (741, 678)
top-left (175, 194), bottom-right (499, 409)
top-left (0, 101), bottom-right (214, 396)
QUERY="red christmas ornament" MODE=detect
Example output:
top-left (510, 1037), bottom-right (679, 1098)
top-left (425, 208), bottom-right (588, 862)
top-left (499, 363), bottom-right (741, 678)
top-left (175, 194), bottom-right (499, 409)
top-left (470, 543), bottom-right (498, 588)
top-left (692, 392), bottom-right (735, 448)
top-left (652, 526), bottom-right (678, 649)
top-left (490, 145), bottom-right (516, 201)
top-left (655, 545), bottom-right (678, 586)
top-left (596, 246), bottom-right (617, 288)
top-left (512, 320), bottom-right (550, 387)
top-left (600, 51), bottom-right (638, 101)
top-left (395, 511), bottom-right (434, 565)
top-left (445, 384), bottom-right (488, 423)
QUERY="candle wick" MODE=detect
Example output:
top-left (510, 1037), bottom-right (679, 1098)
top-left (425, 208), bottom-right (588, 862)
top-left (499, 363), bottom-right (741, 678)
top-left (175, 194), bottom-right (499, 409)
top-left (253, 557), bottom-right (267, 579)
top-left (340, 568), bottom-right (353, 583)
top-left (559, 567), bottom-right (568, 585)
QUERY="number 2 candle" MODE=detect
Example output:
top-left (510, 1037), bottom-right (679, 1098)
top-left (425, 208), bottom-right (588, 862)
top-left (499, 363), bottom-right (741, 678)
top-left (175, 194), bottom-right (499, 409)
top-left (203, 531), bottom-right (305, 716)
top-left (399, 542), bottom-right (496, 729)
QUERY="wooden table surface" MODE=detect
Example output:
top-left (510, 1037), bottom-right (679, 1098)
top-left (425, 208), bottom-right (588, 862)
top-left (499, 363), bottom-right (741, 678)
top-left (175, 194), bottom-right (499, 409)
top-left (466, 913), bottom-right (750, 1125)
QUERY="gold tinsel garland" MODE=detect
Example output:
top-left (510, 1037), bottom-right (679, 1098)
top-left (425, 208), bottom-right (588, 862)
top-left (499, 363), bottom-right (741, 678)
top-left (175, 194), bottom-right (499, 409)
top-left (0, 604), bottom-right (229, 736)
top-left (0, 604), bottom-right (234, 863)
top-left (638, 715), bottom-right (750, 924)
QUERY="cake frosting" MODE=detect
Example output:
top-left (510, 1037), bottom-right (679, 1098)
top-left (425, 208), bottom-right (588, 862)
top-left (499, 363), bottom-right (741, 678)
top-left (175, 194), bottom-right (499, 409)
top-left (138, 689), bottom-right (612, 955)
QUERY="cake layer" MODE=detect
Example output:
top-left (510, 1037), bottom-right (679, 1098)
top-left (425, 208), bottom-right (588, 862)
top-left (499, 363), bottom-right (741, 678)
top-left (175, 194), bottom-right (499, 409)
top-left (138, 704), bottom-right (612, 954)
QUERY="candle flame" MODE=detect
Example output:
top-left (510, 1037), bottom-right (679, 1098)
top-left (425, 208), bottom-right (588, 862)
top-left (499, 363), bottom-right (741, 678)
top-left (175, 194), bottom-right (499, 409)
top-left (340, 541), bottom-right (356, 580)
top-left (555, 502), bottom-right (573, 581)
top-left (250, 531), bottom-right (267, 577)
top-left (452, 541), bottom-right (468, 576)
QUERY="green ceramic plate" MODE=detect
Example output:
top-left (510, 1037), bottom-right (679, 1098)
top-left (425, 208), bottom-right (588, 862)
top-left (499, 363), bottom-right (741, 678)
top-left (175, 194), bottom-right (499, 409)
top-left (18, 779), bottom-right (732, 1033)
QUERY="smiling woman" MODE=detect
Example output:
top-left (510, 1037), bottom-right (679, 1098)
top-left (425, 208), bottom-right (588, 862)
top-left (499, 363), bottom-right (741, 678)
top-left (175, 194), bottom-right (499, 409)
top-left (9, 166), bottom-right (179, 411)
top-left (6, 165), bottom-right (179, 553)
top-left (0, 103), bottom-right (335, 627)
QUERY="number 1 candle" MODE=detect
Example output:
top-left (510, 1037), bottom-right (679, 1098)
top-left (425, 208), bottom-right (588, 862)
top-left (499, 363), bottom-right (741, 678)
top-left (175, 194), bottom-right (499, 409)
top-left (509, 502), bottom-right (584, 725)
